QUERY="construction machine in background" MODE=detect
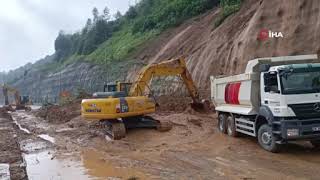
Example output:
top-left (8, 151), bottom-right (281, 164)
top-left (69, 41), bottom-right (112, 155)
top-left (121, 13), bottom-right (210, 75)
top-left (81, 57), bottom-right (207, 139)
top-left (1, 84), bottom-right (31, 111)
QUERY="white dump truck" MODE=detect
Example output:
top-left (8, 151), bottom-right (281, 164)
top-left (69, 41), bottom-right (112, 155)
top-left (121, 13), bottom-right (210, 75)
top-left (211, 54), bottom-right (320, 152)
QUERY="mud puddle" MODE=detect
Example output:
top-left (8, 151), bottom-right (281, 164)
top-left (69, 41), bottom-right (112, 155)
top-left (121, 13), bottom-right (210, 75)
top-left (23, 149), bottom-right (91, 180)
top-left (14, 115), bottom-right (146, 179)
top-left (23, 146), bottom-right (147, 180)
top-left (82, 150), bottom-right (148, 180)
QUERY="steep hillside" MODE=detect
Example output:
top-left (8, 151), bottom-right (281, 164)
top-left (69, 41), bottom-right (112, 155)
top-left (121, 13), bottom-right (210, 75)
top-left (134, 0), bottom-right (320, 92)
top-left (2, 0), bottom-right (320, 103)
top-left (1, 0), bottom-right (222, 103)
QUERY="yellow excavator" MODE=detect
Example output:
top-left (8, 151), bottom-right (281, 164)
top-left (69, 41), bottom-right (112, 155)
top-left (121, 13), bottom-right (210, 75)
top-left (1, 84), bottom-right (31, 111)
top-left (81, 57), bottom-right (206, 139)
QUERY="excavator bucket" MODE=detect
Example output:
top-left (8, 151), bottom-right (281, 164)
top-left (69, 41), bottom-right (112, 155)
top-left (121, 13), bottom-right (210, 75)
top-left (190, 99), bottom-right (211, 112)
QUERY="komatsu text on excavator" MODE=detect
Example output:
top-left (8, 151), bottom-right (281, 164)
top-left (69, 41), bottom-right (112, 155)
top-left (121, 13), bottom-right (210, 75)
top-left (81, 57), bottom-right (206, 139)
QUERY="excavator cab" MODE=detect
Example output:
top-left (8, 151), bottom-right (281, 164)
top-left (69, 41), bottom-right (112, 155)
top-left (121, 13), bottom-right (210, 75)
top-left (21, 96), bottom-right (30, 105)
top-left (93, 82), bottom-right (133, 99)
top-left (103, 82), bottom-right (132, 95)
top-left (104, 83), bottom-right (117, 92)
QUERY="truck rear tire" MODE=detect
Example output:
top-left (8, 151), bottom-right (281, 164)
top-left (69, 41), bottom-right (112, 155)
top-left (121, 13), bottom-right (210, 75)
top-left (218, 114), bottom-right (227, 134)
top-left (258, 124), bottom-right (280, 153)
top-left (310, 140), bottom-right (320, 149)
top-left (226, 116), bottom-right (238, 137)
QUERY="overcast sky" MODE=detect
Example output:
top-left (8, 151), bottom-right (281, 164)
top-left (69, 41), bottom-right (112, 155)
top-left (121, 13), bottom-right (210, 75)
top-left (0, 0), bottom-right (134, 72)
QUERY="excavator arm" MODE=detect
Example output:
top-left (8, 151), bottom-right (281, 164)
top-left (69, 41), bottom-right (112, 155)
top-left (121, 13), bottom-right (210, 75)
top-left (129, 57), bottom-right (201, 104)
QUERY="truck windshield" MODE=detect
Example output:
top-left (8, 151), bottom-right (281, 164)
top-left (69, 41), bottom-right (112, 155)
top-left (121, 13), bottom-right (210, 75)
top-left (280, 70), bottom-right (320, 94)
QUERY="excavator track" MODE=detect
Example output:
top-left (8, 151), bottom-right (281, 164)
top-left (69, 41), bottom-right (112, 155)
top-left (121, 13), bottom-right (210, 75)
top-left (156, 121), bottom-right (173, 132)
top-left (104, 121), bottom-right (126, 140)
top-left (142, 116), bottom-right (172, 132)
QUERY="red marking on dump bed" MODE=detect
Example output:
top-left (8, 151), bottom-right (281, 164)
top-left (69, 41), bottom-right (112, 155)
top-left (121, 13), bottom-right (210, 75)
top-left (225, 82), bottom-right (241, 105)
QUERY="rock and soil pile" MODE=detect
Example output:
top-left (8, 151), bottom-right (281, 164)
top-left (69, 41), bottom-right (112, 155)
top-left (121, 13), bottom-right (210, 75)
top-left (35, 99), bottom-right (81, 123)
top-left (0, 107), bottom-right (10, 119)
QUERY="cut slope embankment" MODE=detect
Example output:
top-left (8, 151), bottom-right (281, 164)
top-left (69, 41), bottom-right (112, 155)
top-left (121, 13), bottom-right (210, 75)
top-left (132, 0), bottom-right (320, 93)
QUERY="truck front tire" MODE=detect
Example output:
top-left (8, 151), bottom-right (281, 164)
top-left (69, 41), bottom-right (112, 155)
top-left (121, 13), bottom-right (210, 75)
top-left (258, 124), bottom-right (280, 153)
top-left (218, 114), bottom-right (227, 134)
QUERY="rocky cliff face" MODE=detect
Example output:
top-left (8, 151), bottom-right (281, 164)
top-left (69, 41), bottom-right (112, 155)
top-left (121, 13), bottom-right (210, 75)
top-left (4, 60), bottom-right (143, 104)
top-left (3, 0), bottom-right (320, 102)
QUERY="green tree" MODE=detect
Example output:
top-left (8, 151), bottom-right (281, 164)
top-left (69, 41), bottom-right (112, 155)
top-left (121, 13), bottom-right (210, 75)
top-left (114, 11), bottom-right (122, 20)
top-left (103, 7), bottom-right (110, 21)
top-left (85, 18), bottom-right (93, 29)
top-left (126, 6), bottom-right (138, 19)
top-left (92, 7), bottom-right (99, 22)
top-left (54, 31), bottom-right (72, 61)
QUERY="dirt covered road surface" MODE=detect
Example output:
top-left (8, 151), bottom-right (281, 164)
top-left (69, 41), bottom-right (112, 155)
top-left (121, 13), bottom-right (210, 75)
top-left (0, 103), bottom-right (318, 180)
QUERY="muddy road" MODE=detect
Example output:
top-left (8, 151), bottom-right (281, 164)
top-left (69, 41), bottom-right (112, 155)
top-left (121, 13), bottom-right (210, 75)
top-left (0, 110), bottom-right (27, 180)
top-left (1, 108), bottom-right (320, 179)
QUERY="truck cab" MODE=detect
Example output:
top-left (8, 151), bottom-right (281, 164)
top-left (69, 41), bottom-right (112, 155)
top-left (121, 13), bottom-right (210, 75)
top-left (261, 64), bottom-right (320, 141)
top-left (211, 54), bottom-right (320, 152)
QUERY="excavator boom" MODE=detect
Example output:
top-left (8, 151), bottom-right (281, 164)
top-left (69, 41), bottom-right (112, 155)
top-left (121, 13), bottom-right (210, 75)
top-left (129, 57), bottom-right (201, 104)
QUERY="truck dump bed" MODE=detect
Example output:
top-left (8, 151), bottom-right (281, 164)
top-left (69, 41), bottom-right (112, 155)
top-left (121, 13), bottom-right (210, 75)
top-left (210, 73), bottom-right (260, 115)
top-left (210, 54), bottom-right (318, 116)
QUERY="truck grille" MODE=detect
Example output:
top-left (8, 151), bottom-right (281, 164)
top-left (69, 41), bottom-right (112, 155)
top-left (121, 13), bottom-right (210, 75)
top-left (288, 103), bottom-right (320, 119)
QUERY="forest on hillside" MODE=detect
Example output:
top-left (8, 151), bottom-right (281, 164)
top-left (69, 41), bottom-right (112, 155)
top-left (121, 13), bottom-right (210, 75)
top-left (54, 0), bottom-right (241, 66)
top-left (0, 0), bottom-right (241, 84)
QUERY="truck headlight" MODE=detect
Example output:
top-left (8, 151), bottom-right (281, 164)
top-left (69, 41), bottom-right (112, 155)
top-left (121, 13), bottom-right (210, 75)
top-left (287, 129), bottom-right (299, 137)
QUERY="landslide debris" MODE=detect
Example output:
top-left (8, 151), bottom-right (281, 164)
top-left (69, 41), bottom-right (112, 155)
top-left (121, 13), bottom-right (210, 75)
top-left (156, 95), bottom-right (191, 112)
top-left (133, 0), bottom-right (320, 92)
top-left (0, 107), bottom-right (10, 119)
top-left (35, 99), bottom-right (81, 123)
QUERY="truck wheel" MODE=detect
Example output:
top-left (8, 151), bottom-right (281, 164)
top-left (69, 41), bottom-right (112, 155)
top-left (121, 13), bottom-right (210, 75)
top-left (226, 116), bottom-right (238, 137)
top-left (218, 114), bottom-right (227, 134)
top-left (310, 140), bottom-right (320, 149)
top-left (258, 124), bottom-right (280, 153)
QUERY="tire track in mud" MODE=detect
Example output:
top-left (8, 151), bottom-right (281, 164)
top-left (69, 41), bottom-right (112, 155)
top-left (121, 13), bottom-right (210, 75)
top-left (0, 109), bottom-right (28, 180)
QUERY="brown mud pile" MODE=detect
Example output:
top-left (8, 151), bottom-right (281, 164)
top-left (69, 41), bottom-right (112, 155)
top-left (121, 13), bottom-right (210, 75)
top-left (155, 95), bottom-right (192, 112)
top-left (0, 107), bottom-right (7, 115)
top-left (35, 99), bottom-right (81, 123)
top-left (0, 107), bottom-right (10, 119)
top-left (156, 92), bottom-right (214, 113)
